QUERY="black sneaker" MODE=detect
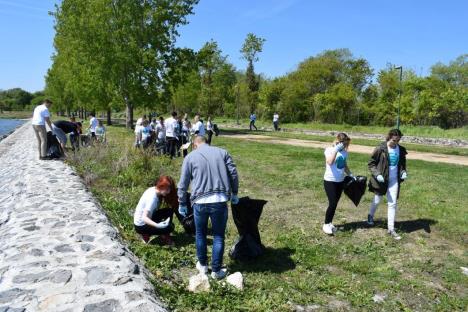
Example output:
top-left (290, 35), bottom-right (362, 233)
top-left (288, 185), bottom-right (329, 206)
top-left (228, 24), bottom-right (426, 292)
top-left (367, 214), bottom-right (374, 226)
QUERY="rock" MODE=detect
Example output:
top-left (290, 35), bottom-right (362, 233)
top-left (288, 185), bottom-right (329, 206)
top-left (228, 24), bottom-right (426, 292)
top-left (75, 234), bottom-right (95, 242)
top-left (113, 276), bottom-right (132, 286)
top-left (0, 288), bottom-right (34, 304)
top-left (188, 273), bottom-right (210, 293)
top-left (372, 293), bottom-right (387, 303)
top-left (226, 272), bottom-right (244, 290)
top-left (84, 267), bottom-right (111, 285)
top-left (50, 269), bottom-right (72, 283)
top-left (461, 267), bottom-right (468, 276)
top-left (81, 243), bottom-right (94, 252)
top-left (125, 291), bottom-right (144, 301)
top-left (85, 289), bottom-right (106, 297)
top-left (0, 308), bottom-right (25, 312)
top-left (54, 244), bottom-right (74, 253)
top-left (12, 271), bottom-right (50, 284)
top-left (83, 299), bottom-right (122, 312)
top-left (128, 264), bottom-right (140, 275)
top-left (23, 225), bottom-right (39, 231)
top-left (30, 249), bottom-right (44, 256)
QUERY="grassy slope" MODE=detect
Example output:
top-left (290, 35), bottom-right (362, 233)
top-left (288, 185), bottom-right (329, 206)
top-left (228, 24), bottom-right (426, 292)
top-left (68, 126), bottom-right (467, 311)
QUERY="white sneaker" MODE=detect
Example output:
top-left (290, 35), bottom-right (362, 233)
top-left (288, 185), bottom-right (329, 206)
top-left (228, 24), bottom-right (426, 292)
top-left (388, 230), bottom-right (401, 240)
top-left (210, 268), bottom-right (227, 280)
top-left (322, 223), bottom-right (334, 235)
top-left (196, 261), bottom-right (208, 275)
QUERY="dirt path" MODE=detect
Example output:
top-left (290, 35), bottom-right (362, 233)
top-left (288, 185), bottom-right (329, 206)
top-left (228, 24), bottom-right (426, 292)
top-left (226, 134), bottom-right (468, 166)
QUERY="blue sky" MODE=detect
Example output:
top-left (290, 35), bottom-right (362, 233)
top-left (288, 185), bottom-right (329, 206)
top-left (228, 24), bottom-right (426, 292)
top-left (0, 0), bottom-right (467, 92)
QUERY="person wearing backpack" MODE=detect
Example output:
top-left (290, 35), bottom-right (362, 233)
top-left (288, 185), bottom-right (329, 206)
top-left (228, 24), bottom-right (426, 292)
top-left (367, 129), bottom-right (408, 240)
top-left (322, 133), bottom-right (353, 235)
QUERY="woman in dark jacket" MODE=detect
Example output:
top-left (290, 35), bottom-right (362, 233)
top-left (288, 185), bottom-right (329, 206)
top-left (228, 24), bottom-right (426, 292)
top-left (367, 129), bottom-right (408, 240)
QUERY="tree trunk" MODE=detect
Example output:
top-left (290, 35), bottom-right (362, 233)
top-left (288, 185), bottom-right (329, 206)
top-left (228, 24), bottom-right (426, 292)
top-left (106, 108), bottom-right (112, 125)
top-left (125, 98), bottom-right (133, 129)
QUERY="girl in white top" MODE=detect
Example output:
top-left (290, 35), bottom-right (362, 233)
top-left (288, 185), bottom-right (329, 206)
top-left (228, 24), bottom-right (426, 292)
top-left (133, 175), bottom-right (177, 245)
top-left (322, 133), bottom-right (353, 235)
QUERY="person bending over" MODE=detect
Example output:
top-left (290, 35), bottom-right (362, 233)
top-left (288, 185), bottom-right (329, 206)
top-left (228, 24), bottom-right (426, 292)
top-left (133, 175), bottom-right (177, 245)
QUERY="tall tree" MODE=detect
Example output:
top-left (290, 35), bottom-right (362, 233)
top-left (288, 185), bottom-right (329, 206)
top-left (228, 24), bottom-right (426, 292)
top-left (241, 33), bottom-right (265, 113)
top-left (48, 0), bottom-right (198, 128)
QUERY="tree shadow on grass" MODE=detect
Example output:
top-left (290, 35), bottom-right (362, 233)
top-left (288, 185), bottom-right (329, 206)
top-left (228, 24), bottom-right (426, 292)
top-left (339, 218), bottom-right (437, 234)
top-left (228, 247), bottom-right (296, 274)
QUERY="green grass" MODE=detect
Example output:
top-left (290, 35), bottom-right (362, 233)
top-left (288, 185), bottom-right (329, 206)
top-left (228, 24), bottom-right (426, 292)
top-left (220, 128), bottom-right (468, 157)
top-left (217, 117), bottom-right (468, 140)
top-left (67, 125), bottom-right (467, 311)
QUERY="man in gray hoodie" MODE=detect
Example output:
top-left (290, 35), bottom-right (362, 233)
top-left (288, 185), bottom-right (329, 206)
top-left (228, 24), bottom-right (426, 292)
top-left (178, 135), bottom-right (239, 279)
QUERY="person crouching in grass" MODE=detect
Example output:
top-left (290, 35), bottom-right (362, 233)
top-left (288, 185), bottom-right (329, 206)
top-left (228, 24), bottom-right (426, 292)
top-left (323, 133), bottom-right (353, 235)
top-left (133, 175), bottom-right (177, 245)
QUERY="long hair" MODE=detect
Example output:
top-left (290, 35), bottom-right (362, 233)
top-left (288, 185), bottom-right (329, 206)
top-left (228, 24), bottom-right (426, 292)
top-left (155, 175), bottom-right (178, 209)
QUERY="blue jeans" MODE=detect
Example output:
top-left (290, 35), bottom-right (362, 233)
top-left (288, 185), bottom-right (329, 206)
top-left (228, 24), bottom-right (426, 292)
top-left (193, 202), bottom-right (228, 273)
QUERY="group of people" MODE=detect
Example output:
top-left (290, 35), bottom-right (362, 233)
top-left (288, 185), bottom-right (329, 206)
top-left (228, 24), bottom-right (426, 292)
top-left (133, 135), bottom-right (238, 280)
top-left (323, 129), bottom-right (408, 240)
top-left (32, 100), bottom-right (107, 160)
top-left (134, 112), bottom-right (217, 158)
top-left (132, 127), bottom-right (408, 284)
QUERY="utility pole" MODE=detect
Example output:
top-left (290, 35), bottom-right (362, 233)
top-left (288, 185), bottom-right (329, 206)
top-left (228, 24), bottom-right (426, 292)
top-left (394, 66), bottom-right (403, 129)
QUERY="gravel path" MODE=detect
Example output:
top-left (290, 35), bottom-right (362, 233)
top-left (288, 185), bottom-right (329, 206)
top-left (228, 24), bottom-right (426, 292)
top-left (226, 134), bottom-right (468, 166)
top-left (0, 122), bottom-right (166, 312)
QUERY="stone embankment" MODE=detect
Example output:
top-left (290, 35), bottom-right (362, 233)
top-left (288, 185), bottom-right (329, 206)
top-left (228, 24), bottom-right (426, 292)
top-left (0, 122), bottom-right (166, 311)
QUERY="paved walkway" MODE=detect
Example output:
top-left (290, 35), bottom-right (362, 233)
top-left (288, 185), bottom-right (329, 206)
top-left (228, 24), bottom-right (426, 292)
top-left (0, 122), bottom-right (166, 312)
top-left (225, 134), bottom-right (468, 166)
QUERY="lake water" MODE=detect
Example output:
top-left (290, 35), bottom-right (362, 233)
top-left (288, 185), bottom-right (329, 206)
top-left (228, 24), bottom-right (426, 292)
top-left (0, 119), bottom-right (26, 137)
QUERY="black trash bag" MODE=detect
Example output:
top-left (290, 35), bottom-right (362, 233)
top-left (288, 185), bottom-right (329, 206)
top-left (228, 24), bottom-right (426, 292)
top-left (174, 192), bottom-right (195, 235)
top-left (229, 197), bottom-right (267, 261)
top-left (343, 175), bottom-right (367, 207)
top-left (46, 131), bottom-right (64, 159)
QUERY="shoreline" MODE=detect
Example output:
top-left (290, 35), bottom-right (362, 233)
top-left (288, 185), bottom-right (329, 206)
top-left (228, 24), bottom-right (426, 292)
top-left (0, 118), bottom-right (28, 142)
top-left (0, 121), bottom-right (167, 311)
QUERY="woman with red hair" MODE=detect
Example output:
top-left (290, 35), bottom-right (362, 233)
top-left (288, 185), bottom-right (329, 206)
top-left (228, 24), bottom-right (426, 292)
top-left (133, 175), bottom-right (177, 245)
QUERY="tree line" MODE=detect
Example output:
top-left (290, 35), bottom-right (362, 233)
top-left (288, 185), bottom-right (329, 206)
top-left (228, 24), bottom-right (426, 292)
top-left (35, 1), bottom-right (468, 129)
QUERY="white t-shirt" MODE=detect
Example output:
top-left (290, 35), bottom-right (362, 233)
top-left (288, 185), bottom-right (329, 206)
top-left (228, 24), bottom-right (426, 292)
top-left (273, 114), bottom-right (279, 122)
top-left (32, 104), bottom-right (50, 126)
top-left (135, 118), bottom-right (144, 134)
top-left (192, 121), bottom-right (205, 136)
top-left (89, 117), bottom-right (98, 132)
top-left (133, 187), bottom-right (161, 226)
top-left (388, 145), bottom-right (400, 184)
top-left (323, 147), bottom-right (348, 182)
top-left (164, 117), bottom-right (178, 138)
top-left (156, 122), bottom-right (166, 140)
top-left (206, 121), bottom-right (213, 131)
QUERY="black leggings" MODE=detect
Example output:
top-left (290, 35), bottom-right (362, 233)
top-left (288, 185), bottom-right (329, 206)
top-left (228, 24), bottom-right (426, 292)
top-left (134, 208), bottom-right (174, 236)
top-left (323, 180), bottom-right (344, 224)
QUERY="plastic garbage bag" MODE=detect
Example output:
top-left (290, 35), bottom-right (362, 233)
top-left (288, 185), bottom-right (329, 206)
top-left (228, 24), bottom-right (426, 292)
top-left (343, 175), bottom-right (367, 207)
top-left (229, 197), bottom-right (267, 261)
top-left (46, 131), bottom-right (64, 159)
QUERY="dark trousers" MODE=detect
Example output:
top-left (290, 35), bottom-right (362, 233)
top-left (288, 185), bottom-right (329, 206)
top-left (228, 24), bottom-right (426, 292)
top-left (166, 137), bottom-right (178, 158)
top-left (324, 180), bottom-right (344, 224)
top-left (273, 121), bottom-right (279, 131)
top-left (249, 121), bottom-right (257, 131)
top-left (181, 135), bottom-right (188, 157)
top-left (134, 208), bottom-right (174, 236)
top-left (207, 130), bottom-right (213, 145)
